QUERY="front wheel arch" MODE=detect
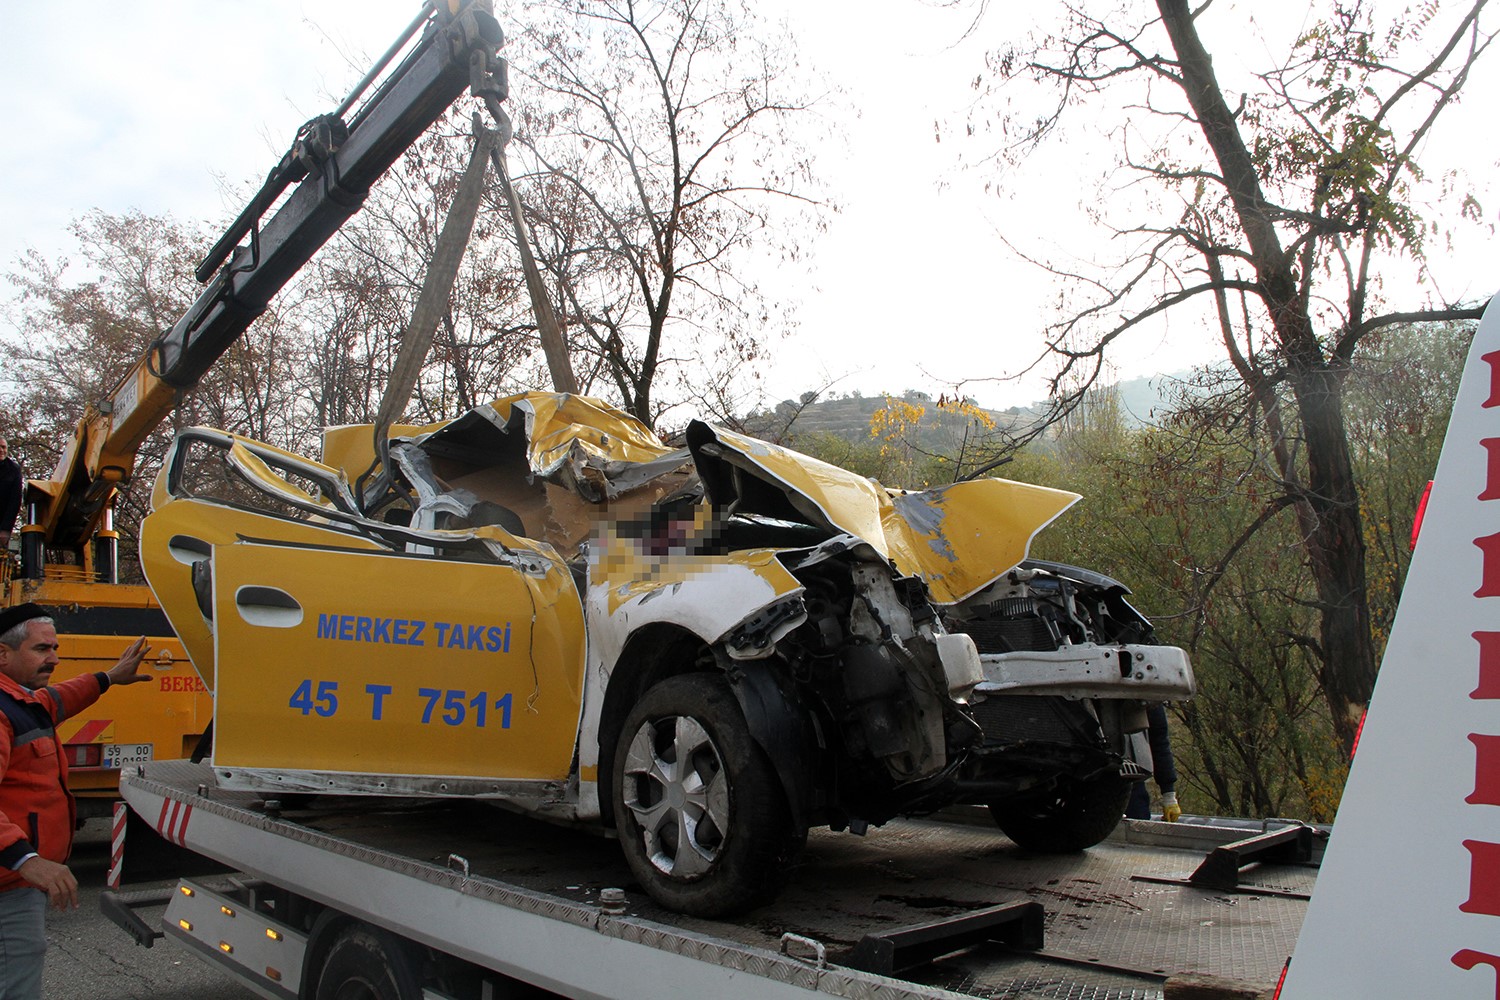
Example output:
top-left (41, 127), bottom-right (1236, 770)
top-left (595, 625), bottom-right (713, 827)
top-left (719, 650), bottom-right (818, 830)
top-left (596, 631), bottom-right (817, 830)
top-left (612, 672), bottom-right (805, 916)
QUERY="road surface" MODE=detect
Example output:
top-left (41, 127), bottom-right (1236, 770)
top-left (39, 818), bottom-right (258, 1000)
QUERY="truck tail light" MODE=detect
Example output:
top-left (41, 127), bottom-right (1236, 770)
top-left (65, 744), bottom-right (103, 768)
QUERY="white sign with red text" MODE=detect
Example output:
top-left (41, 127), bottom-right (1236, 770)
top-left (1280, 297), bottom-right (1500, 998)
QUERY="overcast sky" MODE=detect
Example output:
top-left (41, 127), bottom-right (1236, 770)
top-left (2, 1), bottom-right (1494, 413)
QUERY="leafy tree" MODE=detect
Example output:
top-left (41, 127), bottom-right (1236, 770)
top-left (1343, 320), bottom-right (1472, 642)
top-left (1040, 320), bottom-right (1467, 817)
top-left (0, 209), bottom-right (296, 577)
top-left (963, 0), bottom-right (1495, 752)
top-left (867, 394), bottom-right (1001, 487)
top-left (1008, 384), bottom-right (1346, 819)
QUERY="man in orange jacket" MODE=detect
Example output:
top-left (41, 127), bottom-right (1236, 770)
top-left (0, 603), bottom-right (150, 1000)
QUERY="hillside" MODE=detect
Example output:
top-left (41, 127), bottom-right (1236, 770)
top-left (747, 374), bottom-right (1182, 451)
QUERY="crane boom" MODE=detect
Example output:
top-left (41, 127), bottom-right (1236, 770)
top-left (25, 0), bottom-right (505, 564)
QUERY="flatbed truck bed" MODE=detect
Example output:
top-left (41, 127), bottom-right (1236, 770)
top-left (108, 760), bottom-right (1313, 999)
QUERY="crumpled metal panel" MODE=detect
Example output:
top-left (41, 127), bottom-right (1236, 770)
top-left (689, 424), bottom-right (1080, 605)
top-left (322, 392), bottom-right (685, 503)
top-left (322, 393), bottom-right (1082, 607)
top-left (885, 480), bottom-right (1080, 605)
top-left (502, 393), bottom-right (680, 485)
top-left (320, 418), bottom-right (443, 483)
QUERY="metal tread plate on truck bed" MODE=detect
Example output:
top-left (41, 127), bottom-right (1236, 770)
top-left (122, 761), bottom-right (1308, 999)
top-left (122, 761), bottom-right (930, 999)
top-left (715, 821), bottom-right (1306, 997)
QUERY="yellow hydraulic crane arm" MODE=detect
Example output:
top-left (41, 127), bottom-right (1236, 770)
top-left (22, 0), bottom-right (507, 572)
top-left (29, 365), bottom-right (174, 546)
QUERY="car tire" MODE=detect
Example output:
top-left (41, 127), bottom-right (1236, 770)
top-left (314, 924), bottom-right (423, 1000)
top-left (988, 775), bottom-right (1131, 852)
top-left (612, 672), bottom-right (800, 917)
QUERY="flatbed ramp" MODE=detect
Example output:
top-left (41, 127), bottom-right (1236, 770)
top-left (120, 761), bottom-right (1312, 999)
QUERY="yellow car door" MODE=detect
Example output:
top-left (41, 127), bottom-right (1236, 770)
top-left (208, 540), bottom-right (585, 795)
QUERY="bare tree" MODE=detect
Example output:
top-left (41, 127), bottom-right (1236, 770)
top-left (297, 118), bottom-right (545, 428)
top-left (505, 0), bottom-right (831, 426)
top-left (964, 0), bottom-right (1494, 753)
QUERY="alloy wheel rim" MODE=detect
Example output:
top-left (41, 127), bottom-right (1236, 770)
top-left (621, 713), bottom-right (730, 877)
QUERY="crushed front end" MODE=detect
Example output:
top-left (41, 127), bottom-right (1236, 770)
top-left (683, 423), bottom-right (1194, 849)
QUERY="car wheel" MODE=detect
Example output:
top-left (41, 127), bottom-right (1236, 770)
top-left (988, 775), bottom-right (1131, 852)
top-left (612, 672), bottom-right (800, 917)
top-left (314, 925), bottom-right (423, 1000)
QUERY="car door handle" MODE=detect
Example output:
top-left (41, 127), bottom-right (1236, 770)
top-left (234, 586), bottom-right (304, 629)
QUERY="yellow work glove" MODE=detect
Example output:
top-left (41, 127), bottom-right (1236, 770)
top-left (1161, 791), bottom-right (1181, 823)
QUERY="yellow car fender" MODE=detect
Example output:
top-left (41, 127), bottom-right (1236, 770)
top-left (571, 530), bottom-right (806, 818)
top-left (689, 424), bottom-right (1080, 604)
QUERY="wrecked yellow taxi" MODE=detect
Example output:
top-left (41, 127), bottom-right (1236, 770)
top-left (140, 392), bottom-right (1194, 916)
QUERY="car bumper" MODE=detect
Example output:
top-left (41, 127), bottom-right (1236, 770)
top-left (974, 643), bottom-right (1194, 700)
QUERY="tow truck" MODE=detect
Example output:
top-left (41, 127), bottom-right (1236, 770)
top-left (79, 0), bottom-right (1326, 995)
top-left (68, 0), bottom-right (1500, 991)
top-left (95, 287), bottom-right (1500, 1000)
top-left (106, 760), bottom-right (1318, 1000)
top-left (3, 0), bottom-right (506, 812)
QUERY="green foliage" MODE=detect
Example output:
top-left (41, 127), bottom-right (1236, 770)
top-left (1345, 321), bottom-right (1472, 645)
top-left (1011, 398), bottom-right (1344, 819)
top-left (792, 321), bottom-right (1467, 821)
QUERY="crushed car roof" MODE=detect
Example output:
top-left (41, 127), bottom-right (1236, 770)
top-left (280, 392), bottom-right (1081, 606)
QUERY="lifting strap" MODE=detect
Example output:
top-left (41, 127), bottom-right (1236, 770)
top-left (359, 114), bottom-right (500, 509)
top-left (358, 79), bottom-right (580, 509)
top-left (481, 97), bottom-right (578, 396)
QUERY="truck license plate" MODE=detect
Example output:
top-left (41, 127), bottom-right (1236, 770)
top-left (103, 743), bottom-right (154, 769)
